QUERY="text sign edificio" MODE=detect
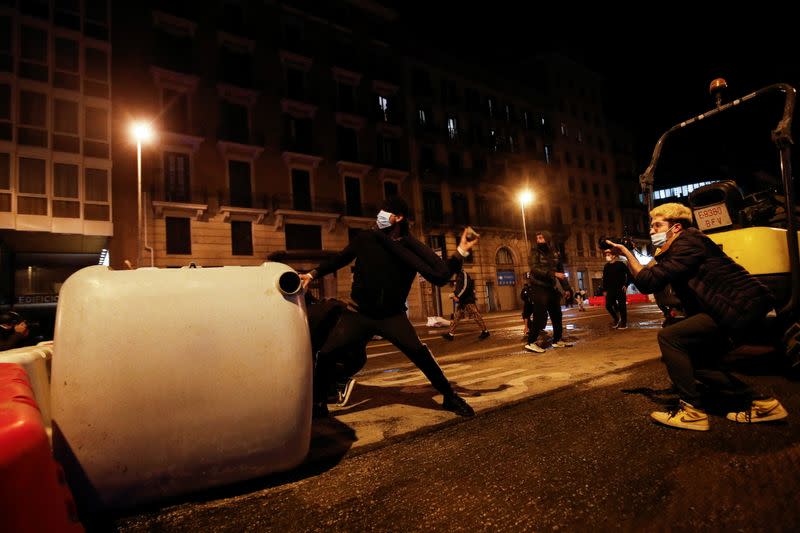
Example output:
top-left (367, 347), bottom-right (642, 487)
top-left (693, 203), bottom-right (733, 231)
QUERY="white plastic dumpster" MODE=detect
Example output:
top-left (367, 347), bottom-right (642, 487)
top-left (50, 263), bottom-right (312, 510)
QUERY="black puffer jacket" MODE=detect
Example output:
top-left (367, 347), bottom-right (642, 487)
top-left (313, 228), bottom-right (463, 318)
top-left (633, 227), bottom-right (774, 333)
top-left (528, 242), bottom-right (566, 293)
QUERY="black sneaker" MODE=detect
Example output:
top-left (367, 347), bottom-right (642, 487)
top-left (442, 333), bottom-right (455, 341)
top-left (336, 378), bottom-right (357, 407)
top-left (442, 393), bottom-right (475, 417)
top-left (479, 330), bottom-right (490, 340)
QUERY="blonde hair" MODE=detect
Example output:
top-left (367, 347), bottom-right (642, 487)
top-left (650, 203), bottom-right (693, 227)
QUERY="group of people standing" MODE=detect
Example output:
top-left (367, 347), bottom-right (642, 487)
top-left (301, 198), bottom-right (788, 433)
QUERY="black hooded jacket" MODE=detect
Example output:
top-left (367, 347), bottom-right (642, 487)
top-left (312, 228), bottom-right (463, 318)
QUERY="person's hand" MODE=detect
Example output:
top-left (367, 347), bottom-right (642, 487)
top-left (14, 321), bottom-right (28, 336)
top-left (453, 296), bottom-right (459, 302)
top-left (459, 229), bottom-right (478, 253)
top-left (299, 273), bottom-right (313, 290)
top-left (604, 240), bottom-right (627, 256)
top-left (523, 320), bottom-right (529, 335)
top-left (554, 272), bottom-right (566, 280)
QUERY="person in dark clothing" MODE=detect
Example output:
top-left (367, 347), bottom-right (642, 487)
top-left (523, 231), bottom-right (573, 353)
top-left (606, 202), bottom-right (788, 431)
top-left (0, 311), bottom-right (30, 351)
top-left (300, 196), bottom-right (477, 418)
top-left (602, 249), bottom-right (630, 329)
top-left (442, 268), bottom-right (489, 341)
top-left (305, 293), bottom-right (365, 407)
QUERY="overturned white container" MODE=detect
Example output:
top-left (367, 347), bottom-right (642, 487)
top-left (51, 264), bottom-right (311, 510)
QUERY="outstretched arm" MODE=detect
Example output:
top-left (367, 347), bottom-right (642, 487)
top-left (300, 240), bottom-right (358, 289)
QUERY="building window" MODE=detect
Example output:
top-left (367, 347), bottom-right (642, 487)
top-left (570, 204), bottom-right (578, 221)
top-left (231, 220), bottom-right (253, 255)
top-left (423, 190), bottom-right (443, 225)
top-left (286, 67), bottom-right (306, 100)
top-left (544, 144), bottom-right (552, 165)
top-left (608, 210), bottom-right (615, 223)
top-left (228, 159), bottom-right (252, 208)
top-left (577, 129), bottom-right (583, 143)
top-left (577, 155), bottom-right (585, 169)
top-left (560, 122), bottom-right (568, 136)
top-left (383, 180), bottom-right (398, 199)
top-left (84, 47), bottom-right (109, 97)
top-left (580, 179), bottom-right (588, 194)
top-left (164, 152), bottom-right (190, 202)
top-left (84, 106), bottom-right (109, 157)
top-left (285, 223), bottom-right (321, 250)
top-left (337, 126), bottom-right (358, 161)
top-left (53, 98), bottom-right (79, 152)
top-left (377, 95), bottom-right (389, 122)
top-left (291, 168), bottom-right (311, 211)
top-left (588, 232), bottom-right (596, 257)
top-left (447, 116), bottom-right (458, 140)
top-left (486, 96), bottom-right (495, 118)
top-left (448, 152), bottom-right (462, 176)
top-left (417, 108), bottom-right (427, 127)
top-left (52, 162), bottom-right (79, 218)
top-left (451, 192), bottom-right (469, 225)
top-left (336, 81), bottom-right (356, 113)
top-left (592, 183), bottom-right (600, 196)
top-left (54, 37), bottom-right (79, 90)
top-left (18, 90), bottom-right (47, 147)
top-left (84, 0), bottom-right (109, 40)
top-left (219, 46), bottom-right (253, 88)
top-left (18, 157), bottom-right (47, 215)
top-left (20, 25), bottom-right (48, 82)
top-left (84, 167), bottom-right (109, 220)
top-left (219, 100), bottom-right (249, 144)
top-left (162, 89), bottom-right (189, 134)
top-left (377, 135), bottom-right (396, 167)
top-left (0, 84), bottom-right (10, 141)
top-left (284, 115), bottom-right (312, 153)
top-left (344, 176), bottom-right (362, 216)
top-left (584, 206), bottom-right (591, 221)
top-left (568, 176), bottom-right (575, 193)
top-left (576, 231), bottom-right (584, 257)
top-left (601, 162), bottom-right (608, 175)
top-left (166, 217), bottom-right (191, 254)
top-left (0, 153), bottom-right (10, 211)
top-left (604, 183), bottom-right (611, 198)
top-left (496, 247), bottom-right (513, 265)
top-left (596, 208), bottom-right (603, 222)
top-left (564, 151), bottom-right (572, 165)
top-left (553, 206), bottom-right (563, 225)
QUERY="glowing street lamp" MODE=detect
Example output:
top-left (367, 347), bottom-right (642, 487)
top-left (518, 189), bottom-right (534, 263)
top-left (131, 121), bottom-right (154, 267)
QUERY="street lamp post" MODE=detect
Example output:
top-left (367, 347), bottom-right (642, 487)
top-left (518, 190), bottom-right (533, 265)
top-left (131, 122), bottom-right (153, 267)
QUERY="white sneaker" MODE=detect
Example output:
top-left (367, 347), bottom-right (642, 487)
top-left (524, 343), bottom-right (545, 353)
top-left (552, 341), bottom-right (573, 348)
top-left (726, 398), bottom-right (788, 423)
top-left (650, 400), bottom-right (710, 431)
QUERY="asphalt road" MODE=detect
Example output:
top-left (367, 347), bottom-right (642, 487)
top-left (111, 305), bottom-right (800, 532)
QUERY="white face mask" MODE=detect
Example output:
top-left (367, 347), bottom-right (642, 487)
top-left (651, 225), bottom-right (675, 247)
top-left (376, 210), bottom-right (393, 229)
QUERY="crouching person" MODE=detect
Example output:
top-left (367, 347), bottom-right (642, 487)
top-left (606, 202), bottom-right (788, 431)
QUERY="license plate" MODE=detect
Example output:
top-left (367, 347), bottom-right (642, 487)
top-left (693, 202), bottom-right (733, 230)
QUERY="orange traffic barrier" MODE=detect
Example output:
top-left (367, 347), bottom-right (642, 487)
top-left (0, 363), bottom-right (83, 533)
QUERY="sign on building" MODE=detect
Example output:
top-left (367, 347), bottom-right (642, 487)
top-left (497, 270), bottom-right (516, 286)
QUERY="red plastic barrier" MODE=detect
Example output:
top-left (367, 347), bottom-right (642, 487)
top-left (0, 363), bottom-right (83, 533)
top-left (587, 293), bottom-right (650, 306)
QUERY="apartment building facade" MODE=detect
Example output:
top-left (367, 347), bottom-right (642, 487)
top-left (0, 0), bottom-right (111, 330)
top-left (0, 0), bottom-right (641, 323)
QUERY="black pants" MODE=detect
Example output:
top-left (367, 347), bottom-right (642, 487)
top-left (605, 290), bottom-right (627, 325)
top-left (527, 289), bottom-right (563, 344)
top-left (314, 310), bottom-right (452, 402)
top-left (657, 313), bottom-right (754, 406)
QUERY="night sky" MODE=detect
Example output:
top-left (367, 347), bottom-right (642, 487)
top-left (390, 3), bottom-right (799, 187)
